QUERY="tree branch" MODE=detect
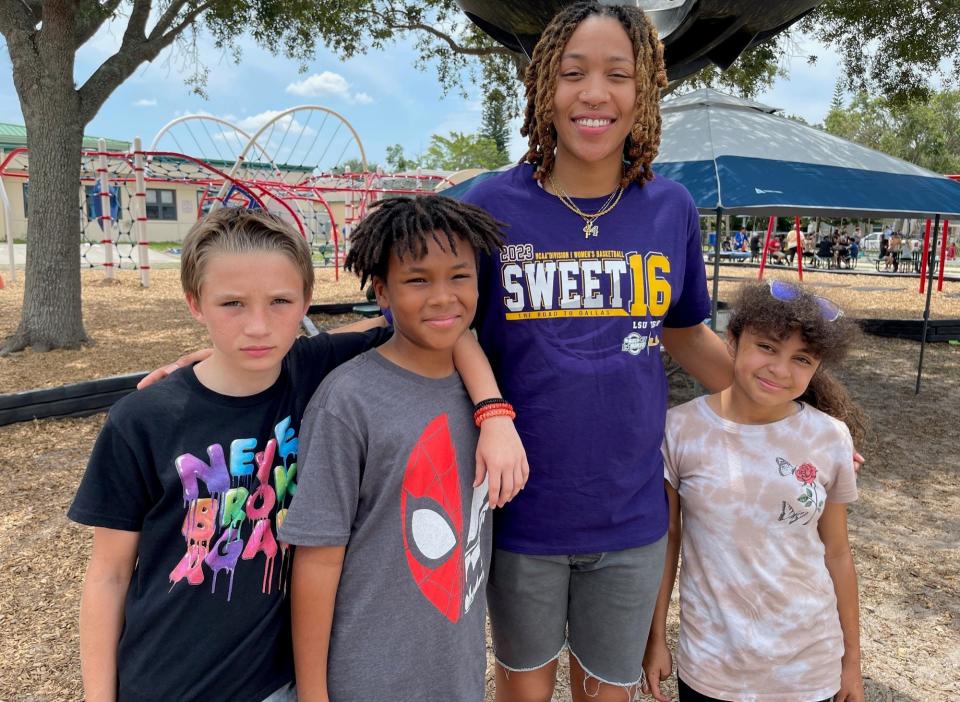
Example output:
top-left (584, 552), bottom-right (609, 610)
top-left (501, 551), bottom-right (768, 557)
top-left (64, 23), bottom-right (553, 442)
top-left (121, 0), bottom-right (152, 43)
top-left (148, 0), bottom-right (192, 39)
top-left (76, 0), bottom-right (210, 123)
top-left (74, 0), bottom-right (124, 47)
top-left (0, 0), bottom-right (39, 43)
top-left (388, 18), bottom-right (513, 57)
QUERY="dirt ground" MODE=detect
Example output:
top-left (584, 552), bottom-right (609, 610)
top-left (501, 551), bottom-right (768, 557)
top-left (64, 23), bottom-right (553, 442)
top-left (1, 265), bottom-right (958, 701)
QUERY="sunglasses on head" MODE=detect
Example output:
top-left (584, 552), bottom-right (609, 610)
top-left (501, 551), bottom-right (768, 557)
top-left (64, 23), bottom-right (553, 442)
top-left (766, 280), bottom-right (844, 322)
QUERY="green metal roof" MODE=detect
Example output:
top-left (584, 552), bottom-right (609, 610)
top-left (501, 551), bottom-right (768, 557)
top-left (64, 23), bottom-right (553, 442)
top-left (0, 122), bottom-right (131, 151)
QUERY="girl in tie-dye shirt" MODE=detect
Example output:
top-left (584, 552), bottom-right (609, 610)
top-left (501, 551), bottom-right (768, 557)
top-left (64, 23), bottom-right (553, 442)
top-left (644, 281), bottom-right (867, 702)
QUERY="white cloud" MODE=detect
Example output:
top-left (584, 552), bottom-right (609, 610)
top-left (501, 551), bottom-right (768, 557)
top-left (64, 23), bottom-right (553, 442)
top-left (287, 71), bottom-right (350, 97)
top-left (134, 98), bottom-right (157, 107)
top-left (285, 71), bottom-right (374, 104)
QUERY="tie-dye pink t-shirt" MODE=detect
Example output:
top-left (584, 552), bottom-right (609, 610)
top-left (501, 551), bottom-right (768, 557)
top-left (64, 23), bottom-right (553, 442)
top-left (663, 396), bottom-right (858, 702)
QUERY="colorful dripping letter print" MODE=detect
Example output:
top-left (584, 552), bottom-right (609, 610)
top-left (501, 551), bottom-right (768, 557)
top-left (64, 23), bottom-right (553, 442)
top-left (170, 416), bottom-right (299, 600)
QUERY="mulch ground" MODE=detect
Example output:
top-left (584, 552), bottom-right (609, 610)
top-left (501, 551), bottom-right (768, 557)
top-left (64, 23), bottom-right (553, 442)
top-left (1, 265), bottom-right (958, 701)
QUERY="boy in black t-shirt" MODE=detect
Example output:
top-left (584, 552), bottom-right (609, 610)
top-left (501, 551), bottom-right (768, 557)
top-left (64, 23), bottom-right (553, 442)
top-left (69, 206), bottom-right (525, 702)
top-left (69, 208), bottom-right (393, 701)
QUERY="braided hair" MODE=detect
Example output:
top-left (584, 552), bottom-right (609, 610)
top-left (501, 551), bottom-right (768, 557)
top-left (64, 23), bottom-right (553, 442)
top-left (520, 1), bottom-right (667, 188)
top-left (344, 195), bottom-right (506, 288)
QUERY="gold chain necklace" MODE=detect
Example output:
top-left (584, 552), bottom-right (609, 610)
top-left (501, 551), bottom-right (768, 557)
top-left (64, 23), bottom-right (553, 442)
top-left (548, 172), bottom-right (624, 238)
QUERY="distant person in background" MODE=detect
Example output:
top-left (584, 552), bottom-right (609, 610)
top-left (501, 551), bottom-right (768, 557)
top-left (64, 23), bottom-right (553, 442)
top-left (879, 234), bottom-right (889, 260)
top-left (785, 228), bottom-right (799, 265)
top-left (885, 232), bottom-right (902, 271)
top-left (816, 235), bottom-right (834, 266)
top-left (733, 228), bottom-right (748, 252)
top-left (848, 237), bottom-right (860, 266)
top-left (750, 233), bottom-right (762, 262)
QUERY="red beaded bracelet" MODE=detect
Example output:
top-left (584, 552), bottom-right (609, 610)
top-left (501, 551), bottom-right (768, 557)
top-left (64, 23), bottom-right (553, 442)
top-left (474, 404), bottom-right (516, 427)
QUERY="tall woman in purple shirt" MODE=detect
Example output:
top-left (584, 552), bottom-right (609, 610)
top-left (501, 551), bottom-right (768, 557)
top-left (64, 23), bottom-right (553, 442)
top-left (460, 3), bottom-right (733, 701)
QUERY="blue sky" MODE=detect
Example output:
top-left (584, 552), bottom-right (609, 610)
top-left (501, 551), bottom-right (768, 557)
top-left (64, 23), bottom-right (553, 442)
top-left (0, 17), bottom-right (843, 168)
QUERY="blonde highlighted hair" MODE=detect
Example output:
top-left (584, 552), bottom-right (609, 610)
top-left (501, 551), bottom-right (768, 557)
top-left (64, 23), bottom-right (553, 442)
top-left (180, 207), bottom-right (314, 300)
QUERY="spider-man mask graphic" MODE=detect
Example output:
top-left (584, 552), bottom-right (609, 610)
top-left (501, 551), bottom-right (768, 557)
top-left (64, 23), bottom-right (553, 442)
top-left (401, 414), bottom-right (489, 623)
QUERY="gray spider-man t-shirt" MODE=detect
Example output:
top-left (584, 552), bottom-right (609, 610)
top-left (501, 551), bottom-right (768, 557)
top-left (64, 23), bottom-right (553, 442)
top-left (279, 350), bottom-right (491, 702)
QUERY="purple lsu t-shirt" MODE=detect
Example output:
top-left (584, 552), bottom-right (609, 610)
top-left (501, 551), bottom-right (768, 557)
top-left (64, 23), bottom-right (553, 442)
top-left (462, 163), bottom-right (711, 554)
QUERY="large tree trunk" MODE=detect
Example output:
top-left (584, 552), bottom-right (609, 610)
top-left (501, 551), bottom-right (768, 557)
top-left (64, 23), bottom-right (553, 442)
top-left (4, 109), bottom-right (89, 353)
top-left (1, 0), bottom-right (89, 354)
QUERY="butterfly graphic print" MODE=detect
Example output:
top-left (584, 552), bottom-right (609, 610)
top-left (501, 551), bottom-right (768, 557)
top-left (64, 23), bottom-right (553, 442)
top-left (776, 457), bottom-right (823, 526)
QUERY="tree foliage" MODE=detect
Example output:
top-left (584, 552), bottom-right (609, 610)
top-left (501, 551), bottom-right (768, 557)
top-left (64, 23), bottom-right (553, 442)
top-left (385, 144), bottom-right (418, 172)
top-left (421, 131), bottom-right (507, 171)
top-left (479, 88), bottom-right (511, 161)
top-left (799, 0), bottom-right (960, 108)
top-left (822, 90), bottom-right (960, 174)
top-left (3, 0), bottom-right (957, 352)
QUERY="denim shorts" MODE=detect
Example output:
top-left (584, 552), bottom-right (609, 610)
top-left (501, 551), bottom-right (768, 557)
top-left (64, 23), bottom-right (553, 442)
top-left (261, 682), bottom-right (296, 702)
top-left (487, 535), bottom-right (667, 687)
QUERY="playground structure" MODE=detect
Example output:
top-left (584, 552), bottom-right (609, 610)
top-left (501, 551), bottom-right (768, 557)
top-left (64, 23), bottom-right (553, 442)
top-left (0, 106), bottom-right (456, 285)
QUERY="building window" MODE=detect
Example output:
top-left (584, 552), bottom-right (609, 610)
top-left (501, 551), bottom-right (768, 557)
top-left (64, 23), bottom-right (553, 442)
top-left (146, 188), bottom-right (177, 221)
top-left (83, 184), bottom-right (121, 221)
top-left (22, 182), bottom-right (28, 218)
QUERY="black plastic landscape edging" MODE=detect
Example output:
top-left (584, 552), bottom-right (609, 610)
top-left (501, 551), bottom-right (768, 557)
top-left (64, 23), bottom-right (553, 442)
top-left (0, 372), bottom-right (147, 427)
top-left (0, 303), bottom-right (372, 427)
top-left (4, 313), bottom-right (954, 428)
top-left (859, 318), bottom-right (960, 342)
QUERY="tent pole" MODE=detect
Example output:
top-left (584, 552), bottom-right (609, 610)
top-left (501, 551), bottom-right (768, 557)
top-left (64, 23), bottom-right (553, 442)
top-left (757, 216), bottom-right (775, 280)
top-left (937, 219), bottom-right (949, 291)
top-left (916, 213), bottom-right (940, 394)
top-left (711, 207), bottom-right (722, 330)
top-left (795, 215), bottom-right (804, 282)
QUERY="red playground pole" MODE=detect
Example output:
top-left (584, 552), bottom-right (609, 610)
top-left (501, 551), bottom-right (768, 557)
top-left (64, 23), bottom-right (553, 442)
top-left (795, 216), bottom-right (804, 282)
top-left (937, 219), bottom-right (949, 291)
top-left (919, 218), bottom-right (933, 293)
top-left (757, 216), bottom-right (776, 281)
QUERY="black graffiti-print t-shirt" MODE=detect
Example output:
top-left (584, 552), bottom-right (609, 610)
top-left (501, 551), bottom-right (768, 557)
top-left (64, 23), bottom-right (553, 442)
top-left (68, 328), bottom-right (389, 702)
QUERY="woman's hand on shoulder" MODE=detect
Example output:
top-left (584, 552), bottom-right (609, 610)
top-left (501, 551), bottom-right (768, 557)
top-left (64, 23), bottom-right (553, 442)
top-left (137, 348), bottom-right (213, 389)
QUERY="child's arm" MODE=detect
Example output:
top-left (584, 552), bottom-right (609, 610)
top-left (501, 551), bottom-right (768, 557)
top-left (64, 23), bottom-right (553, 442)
top-left (662, 324), bottom-right (733, 392)
top-left (818, 502), bottom-right (864, 702)
top-left (290, 545), bottom-right (346, 702)
top-left (79, 527), bottom-right (139, 702)
top-left (136, 315), bottom-right (388, 389)
top-left (642, 482), bottom-right (681, 702)
top-left (453, 331), bottom-right (529, 509)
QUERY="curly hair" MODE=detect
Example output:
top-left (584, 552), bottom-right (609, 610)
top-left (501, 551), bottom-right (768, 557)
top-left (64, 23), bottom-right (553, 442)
top-left (728, 281), bottom-right (868, 446)
top-left (519, 0), bottom-right (667, 188)
top-left (344, 195), bottom-right (505, 288)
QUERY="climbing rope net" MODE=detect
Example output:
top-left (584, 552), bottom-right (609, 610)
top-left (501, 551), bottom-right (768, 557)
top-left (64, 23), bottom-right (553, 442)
top-left (1, 106), bottom-right (455, 285)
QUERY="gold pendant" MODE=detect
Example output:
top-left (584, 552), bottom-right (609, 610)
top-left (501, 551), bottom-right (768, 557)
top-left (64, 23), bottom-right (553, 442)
top-left (583, 220), bottom-right (599, 238)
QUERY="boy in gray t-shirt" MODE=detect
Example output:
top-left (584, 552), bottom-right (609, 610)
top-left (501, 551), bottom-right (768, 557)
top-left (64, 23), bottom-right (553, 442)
top-left (278, 196), bottom-right (510, 701)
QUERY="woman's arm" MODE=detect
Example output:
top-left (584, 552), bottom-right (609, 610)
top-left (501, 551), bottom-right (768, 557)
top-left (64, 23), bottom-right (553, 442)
top-left (453, 331), bottom-right (529, 508)
top-left (291, 545), bottom-right (346, 702)
top-left (818, 503), bottom-right (864, 702)
top-left (642, 482), bottom-right (681, 702)
top-left (79, 528), bottom-right (139, 702)
top-left (661, 324), bottom-right (733, 393)
top-left (137, 315), bottom-right (388, 389)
